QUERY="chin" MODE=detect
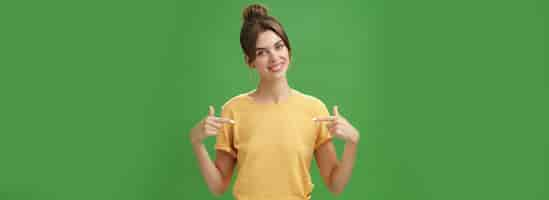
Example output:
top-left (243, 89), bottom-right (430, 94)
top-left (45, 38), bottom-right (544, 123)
top-left (273, 67), bottom-right (289, 78)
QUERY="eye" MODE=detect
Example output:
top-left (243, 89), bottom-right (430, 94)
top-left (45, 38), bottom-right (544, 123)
top-left (275, 43), bottom-right (284, 50)
top-left (256, 50), bottom-right (264, 56)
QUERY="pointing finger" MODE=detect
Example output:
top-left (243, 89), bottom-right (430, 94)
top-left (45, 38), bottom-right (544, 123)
top-left (313, 116), bottom-right (336, 122)
top-left (214, 117), bottom-right (236, 124)
top-left (205, 120), bottom-right (222, 129)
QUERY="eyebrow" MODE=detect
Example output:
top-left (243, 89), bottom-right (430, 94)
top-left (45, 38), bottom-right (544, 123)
top-left (256, 40), bottom-right (284, 51)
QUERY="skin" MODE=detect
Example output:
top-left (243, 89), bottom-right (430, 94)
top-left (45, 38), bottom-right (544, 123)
top-left (189, 30), bottom-right (360, 196)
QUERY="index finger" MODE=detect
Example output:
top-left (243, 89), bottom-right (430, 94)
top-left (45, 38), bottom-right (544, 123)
top-left (312, 116), bottom-right (336, 122)
top-left (213, 117), bottom-right (236, 124)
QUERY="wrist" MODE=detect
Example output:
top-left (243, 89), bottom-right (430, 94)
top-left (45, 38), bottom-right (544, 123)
top-left (347, 132), bottom-right (359, 144)
top-left (191, 138), bottom-right (201, 146)
top-left (189, 132), bottom-right (203, 145)
top-left (191, 139), bottom-right (204, 148)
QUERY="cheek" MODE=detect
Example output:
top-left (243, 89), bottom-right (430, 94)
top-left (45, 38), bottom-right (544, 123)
top-left (282, 49), bottom-right (290, 60)
top-left (253, 58), bottom-right (269, 69)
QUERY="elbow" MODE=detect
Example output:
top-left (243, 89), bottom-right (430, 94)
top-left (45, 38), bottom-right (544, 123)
top-left (328, 183), bottom-right (346, 196)
top-left (211, 190), bottom-right (224, 197)
top-left (209, 188), bottom-right (225, 197)
top-left (208, 183), bottom-right (228, 197)
top-left (329, 187), bottom-right (344, 196)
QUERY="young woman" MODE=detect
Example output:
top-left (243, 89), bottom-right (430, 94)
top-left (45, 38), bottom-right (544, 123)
top-left (189, 4), bottom-right (360, 199)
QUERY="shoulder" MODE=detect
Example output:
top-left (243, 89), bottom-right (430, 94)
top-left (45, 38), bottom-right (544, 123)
top-left (221, 91), bottom-right (253, 111)
top-left (292, 89), bottom-right (328, 111)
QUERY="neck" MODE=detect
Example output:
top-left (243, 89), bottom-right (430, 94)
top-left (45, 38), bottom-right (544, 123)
top-left (254, 78), bottom-right (292, 103)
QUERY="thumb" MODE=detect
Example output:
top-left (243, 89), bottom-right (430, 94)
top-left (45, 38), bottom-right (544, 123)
top-left (333, 105), bottom-right (340, 117)
top-left (208, 105), bottom-right (215, 116)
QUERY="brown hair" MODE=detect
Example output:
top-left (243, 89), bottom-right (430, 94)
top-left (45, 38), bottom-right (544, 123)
top-left (240, 4), bottom-right (292, 64)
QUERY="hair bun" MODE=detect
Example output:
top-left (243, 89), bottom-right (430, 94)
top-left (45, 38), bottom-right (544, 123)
top-left (242, 4), bottom-right (268, 21)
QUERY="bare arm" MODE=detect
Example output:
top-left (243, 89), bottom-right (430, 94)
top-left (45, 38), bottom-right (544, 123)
top-left (189, 106), bottom-right (236, 196)
top-left (315, 140), bottom-right (358, 195)
top-left (191, 144), bottom-right (235, 196)
top-left (313, 105), bottom-right (360, 195)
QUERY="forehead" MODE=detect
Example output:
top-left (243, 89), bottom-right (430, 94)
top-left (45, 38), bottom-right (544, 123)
top-left (256, 30), bottom-right (282, 48)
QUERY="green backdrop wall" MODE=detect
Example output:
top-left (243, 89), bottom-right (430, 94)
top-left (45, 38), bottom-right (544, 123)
top-left (1, 0), bottom-right (547, 199)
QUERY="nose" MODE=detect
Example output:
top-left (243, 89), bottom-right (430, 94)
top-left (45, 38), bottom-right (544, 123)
top-left (268, 50), bottom-right (279, 63)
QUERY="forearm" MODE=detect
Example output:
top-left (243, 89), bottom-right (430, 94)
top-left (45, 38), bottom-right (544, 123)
top-left (330, 141), bottom-right (358, 194)
top-left (191, 142), bottom-right (225, 196)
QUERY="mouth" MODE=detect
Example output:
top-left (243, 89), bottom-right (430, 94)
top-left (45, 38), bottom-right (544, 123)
top-left (268, 62), bottom-right (285, 72)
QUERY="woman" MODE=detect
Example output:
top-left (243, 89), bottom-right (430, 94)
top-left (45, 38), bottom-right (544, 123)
top-left (189, 4), bottom-right (360, 199)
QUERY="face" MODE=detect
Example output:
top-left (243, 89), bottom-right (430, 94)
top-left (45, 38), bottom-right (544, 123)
top-left (247, 30), bottom-right (290, 81)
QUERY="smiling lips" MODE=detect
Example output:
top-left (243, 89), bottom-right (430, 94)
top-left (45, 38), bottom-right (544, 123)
top-left (268, 62), bottom-right (284, 72)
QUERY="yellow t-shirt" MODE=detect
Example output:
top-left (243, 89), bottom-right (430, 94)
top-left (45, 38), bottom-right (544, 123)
top-left (215, 90), bottom-right (332, 200)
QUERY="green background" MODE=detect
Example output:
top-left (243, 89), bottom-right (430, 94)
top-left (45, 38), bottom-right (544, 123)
top-left (1, 0), bottom-right (547, 199)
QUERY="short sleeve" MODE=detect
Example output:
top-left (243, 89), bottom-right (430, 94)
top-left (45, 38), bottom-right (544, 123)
top-left (314, 101), bottom-right (333, 150)
top-left (215, 105), bottom-right (237, 158)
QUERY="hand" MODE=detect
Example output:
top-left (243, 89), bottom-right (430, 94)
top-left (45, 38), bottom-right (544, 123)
top-left (190, 106), bottom-right (235, 145)
top-left (313, 105), bottom-right (360, 144)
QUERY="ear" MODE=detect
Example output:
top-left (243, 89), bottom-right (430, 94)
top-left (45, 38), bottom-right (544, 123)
top-left (244, 55), bottom-right (255, 69)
